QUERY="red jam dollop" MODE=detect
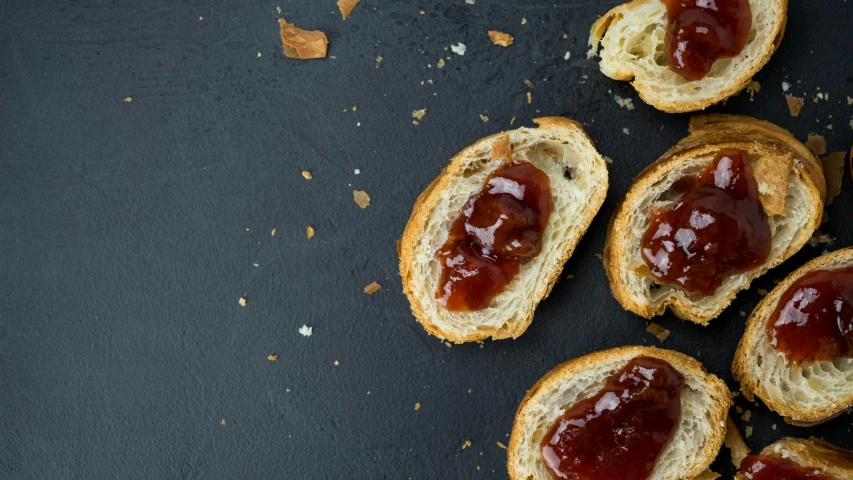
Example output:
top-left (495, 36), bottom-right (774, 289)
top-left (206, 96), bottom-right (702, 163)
top-left (739, 455), bottom-right (835, 480)
top-left (541, 356), bottom-right (684, 480)
top-left (641, 149), bottom-right (771, 296)
top-left (663, 0), bottom-right (753, 81)
top-left (766, 267), bottom-right (853, 364)
top-left (435, 160), bottom-right (554, 311)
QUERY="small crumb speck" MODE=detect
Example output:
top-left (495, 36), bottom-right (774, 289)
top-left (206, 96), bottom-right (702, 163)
top-left (124, 97), bottom-right (132, 103)
top-left (257, 52), bottom-right (262, 57)
top-left (521, 17), bottom-right (527, 25)
top-left (306, 226), bottom-right (315, 239)
top-left (271, 228), bottom-right (276, 236)
top-left (267, 355), bottom-right (278, 361)
top-left (462, 440), bottom-right (472, 450)
top-left (302, 170), bottom-right (312, 179)
top-left (414, 402), bottom-right (421, 411)
top-left (479, 114), bottom-right (489, 123)
top-left (298, 325), bottom-right (313, 337)
top-left (622, 128), bottom-right (630, 135)
top-left (353, 190), bottom-right (370, 208)
top-left (451, 43), bottom-right (466, 56)
top-left (220, 418), bottom-right (226, 425)
top-left (238, 297), bottom-right (247, 307)
top-left (333, 360), bottom-right (339, 366)
top-left (496, 442), bottom-right (507, 449)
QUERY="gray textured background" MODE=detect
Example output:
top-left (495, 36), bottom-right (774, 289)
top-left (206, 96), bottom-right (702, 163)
top-left (1, 0), bottom-right (851, 478)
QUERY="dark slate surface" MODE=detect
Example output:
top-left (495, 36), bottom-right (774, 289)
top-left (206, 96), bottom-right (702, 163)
top-left (1, 0), bottom-right (851, 478)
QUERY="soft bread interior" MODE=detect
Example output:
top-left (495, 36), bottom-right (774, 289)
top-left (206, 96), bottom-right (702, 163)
top-left (735, 249), bottom-right (853, 424)
top-left (589, 0), bottom-right (785, 111)
top-left (734, 438), bottom-right (853, 479)
top-left (616, 147), bottom-right (818, 323)
top-left (406, 121), bottom-right (607, 341)
top-left (509, 347), bottom-right (729, 480)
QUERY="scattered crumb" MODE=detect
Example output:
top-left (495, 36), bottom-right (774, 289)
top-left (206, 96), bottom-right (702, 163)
top-left (124, 97), bottom-right (132, 103)
top-left (375, 55), bottom-right (383, 68)
top-left (603, 156), bottom-right (613, 164)
top-left (276, 7), bottom-right (281, 14)
top-left (809, 230), bottom-right (835, 248)
top-left (622, 128), bottom-right (630, 135)
top-left (753, 154), bottom-right (792, 216)
top-left (488, 31), bottom-right (514, 47)
top-left (745, 81), bottom-right (760, 101)
top-left (451, 43), bottom-right (466, 56)
top-left (781, 81), bottom-right (790, 92)
top-left (306, 226), bottom-right (315, 239)
top-left (253, 263), bottom-right (259, 267)
top-left (354, 169), bottom-right (360, 175)
top-left (414, 402), bottom-right (421, 411)
top-left (412, 108), bottom-right (428, 122)
top-left (221, 418), bottom-right (226, 425)
top-left (826, 124), bottom-right (833, 130)
top-left (278, 18), bottom-right (328, 60)
top-left (563, 51), bottom-right (571, 61)
top-left (724, 416), bottom-right (751, 467)
top-left (804, 133), bottom-right (827, 156)
top-left (199, 16), bottom-right (203, 21)
top-left (741, 410), bottom-right (752, 422)
top-left (496, 442), bottom-right (507, 450)
top-left (238, 297), bottom-right (247, 307)
top-left (509, 116), bottom-right (516, 125)
top-left (848, 97), bottom-right (853, 105)
top-left (646, 322), bottom-right (671, 342)
top-left (820, 151), bottom-right (846, 205)
top-left (772, 424), bottom-right (777, 430)
top-left (298, 325), bottom-right (313, 337)
top-left (364, 282), bottom-right (382, 295)
top-left (520, 17), bottom-right (527, 25)
top-left (257, 52), bottom-right (262, 57)
top-left (466, 0), bottom-right (475, 3)
top-left (420, 9), bottom-right (425, 14)
top-left (302, 170), bottom-right (312, 180)
top-left (267, 355), bottom-right (278, 361)
top-left (271, 228), bottom-right (276, 236)
top-left (526, 92), bottom-right (532, 104)
top-left (524, 79), bottom-right (534, 89)
top-left (437, 58), bottom-right (445, 68)
top-left (785, 95), bottom-right (804, 117)
top-left (614, 95), bottom-right (635, 110)
top-left (745, 426), bottom-right (753, 438)
top-left (757, 288), bottom-right (769, 296)
top-left (740, 311), bottom-right (746, 317)
top-left (595, 253), bottom-right (603, 260)
top-left (334, 360), bottom-right (339, 366)
top-left (462, 440), bottom-right (472, 450)
top-left (352, 106), bottom-right (357, 112)
top-left (353, 190), bottom-right (370, 208)
top-left (245, 227), bottom-right (250, 231)
top-left (479, 114), bottom-right (489, 123)
top-left (337, 0), bottom-right (360, 20)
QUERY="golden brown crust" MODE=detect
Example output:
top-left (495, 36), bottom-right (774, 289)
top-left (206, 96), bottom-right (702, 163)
top-left (603, 114), bottom-right (825, 324)
top-left (507, 346), bottom-right (732, 480)
top-left (732, 246), bottom-right (853, 425)
top-left (399, 117), bottom-right (608, 343)
top-left (735, 438), bottom-right (853, 479)
top-left (588, 0), bottom-right (788, 113)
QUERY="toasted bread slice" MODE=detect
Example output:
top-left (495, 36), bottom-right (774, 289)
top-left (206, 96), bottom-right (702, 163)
top-left (604, 114), bottom-right (825, 325)
top-left (735, 438), bottom-right (853, 479)
top-left (399, 117), bottom-right (609, 343)
top-left (587, 0), bottom-right (787, 113)
top-left (732, 247), bottom-right (853, 426)
top-left (507, 346), bottom-right (731, 480)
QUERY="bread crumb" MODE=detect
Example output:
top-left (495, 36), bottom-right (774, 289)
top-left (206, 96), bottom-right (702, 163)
top-left (221, 418), bottom-right (226, 425)
top-left (462, 440), bottom-right (472, 450)
top-left (238, 297), bottom-right (247, 307)
top-left (337, 0), bottom-right (359, 19)
top-left (804, 133), bottom-right (827, 156)
top-left (772, 424), bottom-right (777, 430)
top-left (375, 55), bottom-right (383, 68)
top-left (353, 190), bottom-right (370, 208)
top-left (420, 9), bottom-right (425, 14)
top-left (364, 282), bottom-right (382, 295)
top-left (526, 92), bottom-right (532, 104)
top-left (520, 17), bottom-right (527, 25)
top-left (298, 325), bottom-right (313, 337)
top-left (253, 263), bottom-right (259, 267)
top-left (199, 16), bottom-right (203, 21)
top-left (741, 410), bottom-right (752, 422)
top-left (278, 18), bottom-right (328, 60)
top-left (496, 442), bottom-right (507, 449)
top-left (646, 322), bottom-right (670, 342)
top-left (595, 253), bottom-right (603, 260)
top-left (437, 58), bottom-right (445, 68)
top-left (785, 95), bottom-right (804, 117)
top-left (622, 128), bottom-right (630, 135)
top-left (271, 228), bottom-right (276, 236)
top-left (603, 156), bottom-right (613, 164)
top-left (306, 226), bottom-right (314, 239)
top-left (563, 51), bottom-right (571, 61)
top-left (414, 402), bottom-right (421, 411)
top-left (809, 230), bottom-right (834, 248)
top-left (745, 81), bottom-right (760, 101)
top-left (479, 114), bottom-right (489, 123)
top-left (245, 227), bottom-right (250, 231)
top-left (820, 151), bottom-right (845, 205)
top-left (276, 7), bottom-right (281, 14)
top-left (488, 31), bottom-right (514, 47)
top-left (745, 426), bottom-right (753, 438)
top-left (124, 97), bottom-right (132, 103)
top-left (257, 51), bottom-right (262, 57)
top-left (354, 168), bottom-right (360, 175)
top-left (614, 95), bottom-right (635, 110)
top-left (450, 43), bottom-right (466, 56)
top-left (781, 81), bottom-right (790, 92)
top-left (466, 0), bottom-right (475, 3)
top-left (267, 355), bottom-right (278, 361)
top-left (523, 79), bottom-right (534, 89)
top-left (752, 154), bottom-right (792, 216)
top-left (757, 288), bottom-right (769, 296)
top-left (412, 108), bottom-right (427, 121)
top-left (302, 170), bottom-right (312, 180)
top-left (740, 311), bottom-right (746, 317)
top-left (509, 116), bottom-right (516, 125)
top-left (724, 416), bottom-right (751, 467)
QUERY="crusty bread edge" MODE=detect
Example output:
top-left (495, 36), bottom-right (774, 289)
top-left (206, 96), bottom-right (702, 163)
top-left (399, 117), bottom-right (609, 343)
top-left (603, 114), bottom-right (825, 325)
top-left (734, 437), bottom-right (853, 479)
top-left (732, 246), bottom-right (853, 426)
top-left (507, 346), bottom-right (732, 480)
top-left (587, 0), bottom-right (789, 113)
